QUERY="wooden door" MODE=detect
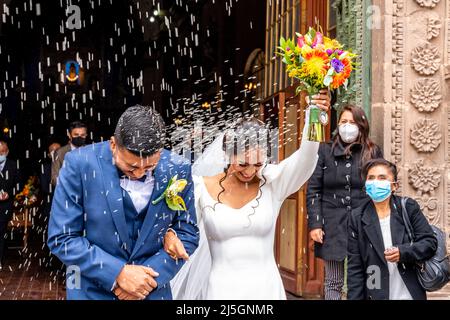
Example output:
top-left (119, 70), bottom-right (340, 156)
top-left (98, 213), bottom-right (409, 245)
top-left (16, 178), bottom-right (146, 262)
top-left (261, 86), bottom-right (331, 298)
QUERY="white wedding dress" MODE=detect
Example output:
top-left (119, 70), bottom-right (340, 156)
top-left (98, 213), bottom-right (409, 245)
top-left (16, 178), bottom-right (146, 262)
top-left (171, 119), bottom-right (319, 300)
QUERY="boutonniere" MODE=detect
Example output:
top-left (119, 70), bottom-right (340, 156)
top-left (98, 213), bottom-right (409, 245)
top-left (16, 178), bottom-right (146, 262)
top-left (152, 174), bottom-right (188, 211)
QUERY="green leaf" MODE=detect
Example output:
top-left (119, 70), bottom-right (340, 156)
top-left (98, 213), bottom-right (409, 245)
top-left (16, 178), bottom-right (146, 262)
top-left (167, 174), bottom-right (177, 188)
top-left (280, 36), bottom-right (286, 47)
top-left (308, 27), bottom-right (316, 39)
top-left (166, 199), bottom-right (182, 211)
top-left (305, 33), bottom-right (312, 44)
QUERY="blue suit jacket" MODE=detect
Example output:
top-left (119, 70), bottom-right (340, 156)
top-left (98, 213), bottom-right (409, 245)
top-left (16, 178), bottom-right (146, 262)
top-left (48, 142), bottom-right (199, 300)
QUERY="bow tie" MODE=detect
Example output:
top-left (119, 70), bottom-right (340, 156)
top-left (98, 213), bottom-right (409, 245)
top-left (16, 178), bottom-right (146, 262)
top-left (116, 168), bottom-right (148, 182)
top-left (135, 175), bottom-right (148, 182)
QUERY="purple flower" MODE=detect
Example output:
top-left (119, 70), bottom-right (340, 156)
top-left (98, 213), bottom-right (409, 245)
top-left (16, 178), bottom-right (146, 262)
top-left (336, 49), bottom-right (344, 55)
top-left (331, 58), bottom-right (345, 73)
top-left (286, 47), bottom-right (290, 51)
top-left (326, 49), bottom-right (333, 56)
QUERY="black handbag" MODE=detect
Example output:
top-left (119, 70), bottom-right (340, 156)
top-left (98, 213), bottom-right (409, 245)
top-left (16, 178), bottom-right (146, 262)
top-left (400, 197), bottom-right (450, 292)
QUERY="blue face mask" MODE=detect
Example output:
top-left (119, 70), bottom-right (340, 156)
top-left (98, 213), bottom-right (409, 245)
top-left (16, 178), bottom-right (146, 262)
top-left (365, 180), bottom-right (392, 203)
top-left (0, 155), bottom-right (6, 163)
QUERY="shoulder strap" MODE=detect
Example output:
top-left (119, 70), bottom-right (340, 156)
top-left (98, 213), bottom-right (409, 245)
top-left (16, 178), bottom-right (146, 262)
top-left (400, 197), bottom-right (415, 242)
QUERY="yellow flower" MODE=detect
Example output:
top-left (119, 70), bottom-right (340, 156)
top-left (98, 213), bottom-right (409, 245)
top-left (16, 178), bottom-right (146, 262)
top-left (152, 175), bottom-right (188, 211)
top-left (167, 178), bottom-right (187, 195)
top-left (170, 195), bottom-right (187, 211)
top-left (300, 45), bottom-right (313, 56)
top-left (323, 37), bottom-right (342, 51)
top-left (300, 49), bottom-right (330, 78)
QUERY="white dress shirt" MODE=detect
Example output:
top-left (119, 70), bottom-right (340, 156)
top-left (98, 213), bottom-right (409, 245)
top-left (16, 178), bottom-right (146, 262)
top-left (119, 172), bottom-right (155, 213)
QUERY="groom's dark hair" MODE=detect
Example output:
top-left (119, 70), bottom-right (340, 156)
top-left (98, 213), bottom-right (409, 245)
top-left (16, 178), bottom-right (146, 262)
top-left (114, 105), bottom-right (166, 157)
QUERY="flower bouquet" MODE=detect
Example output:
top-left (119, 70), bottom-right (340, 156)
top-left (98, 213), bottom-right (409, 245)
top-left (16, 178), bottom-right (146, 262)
top-left (14, 176), bottom-right (39, 208)
top-left (278, 27), bottom-right (357, 141)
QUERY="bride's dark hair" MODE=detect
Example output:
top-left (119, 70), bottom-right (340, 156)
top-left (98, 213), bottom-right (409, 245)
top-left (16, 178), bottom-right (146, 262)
top-left (206, 117), bottom-right (271, 227)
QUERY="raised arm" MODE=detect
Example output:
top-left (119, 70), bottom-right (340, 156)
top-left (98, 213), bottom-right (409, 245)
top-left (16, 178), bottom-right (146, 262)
top-left (268, 127), bottom-right (319, 201)
top-left (262, 90), bottom-right (330, 201)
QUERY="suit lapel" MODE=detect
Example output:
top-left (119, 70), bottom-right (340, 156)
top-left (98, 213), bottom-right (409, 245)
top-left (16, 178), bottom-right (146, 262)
top-left (362, 201), bottom-right (387, 265)
top-left (131, 151), bottom-right (170, 258)
top-left (97, 143), bottom-right (132, 254)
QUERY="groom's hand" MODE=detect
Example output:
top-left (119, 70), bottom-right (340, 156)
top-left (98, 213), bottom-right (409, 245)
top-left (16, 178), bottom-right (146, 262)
top-left (114, 287), bottom-right (140, 300)
top-left (115, 265), bottom-right (159, 300)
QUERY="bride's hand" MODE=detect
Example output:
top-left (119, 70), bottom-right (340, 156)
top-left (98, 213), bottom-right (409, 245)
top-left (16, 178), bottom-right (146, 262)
top-left (164, 229), bottom-right (189, 261)
top-left (305, 89), bottom-right (331, 112)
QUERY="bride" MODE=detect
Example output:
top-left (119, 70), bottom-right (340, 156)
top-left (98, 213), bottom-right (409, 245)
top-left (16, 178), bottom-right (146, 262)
top-left (165, 91), bottom-right (330, 299)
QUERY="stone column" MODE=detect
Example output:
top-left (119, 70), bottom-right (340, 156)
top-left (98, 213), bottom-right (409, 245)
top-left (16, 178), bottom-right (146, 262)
top-left (371, 0), bottom-right (450, 298)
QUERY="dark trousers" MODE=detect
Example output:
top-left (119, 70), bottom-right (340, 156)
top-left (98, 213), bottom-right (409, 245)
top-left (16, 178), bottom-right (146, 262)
top-left (324, 260), bottom-right (345, 300)
top-left (0, 220), bottom-right (7, 265)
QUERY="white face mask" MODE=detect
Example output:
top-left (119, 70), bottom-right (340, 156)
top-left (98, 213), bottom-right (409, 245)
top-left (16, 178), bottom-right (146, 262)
top-left (338, 123), bottom-right (359, 143)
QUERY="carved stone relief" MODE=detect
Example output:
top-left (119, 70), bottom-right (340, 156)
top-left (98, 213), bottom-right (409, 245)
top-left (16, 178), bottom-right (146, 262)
top-left (415, 0), bottom-right (441, 8)
top-left (410, 118), bottom-right (442, 152)
top-left (411, 42), bottom-right (441, 75)
top-left (408, 159), bottom-right (441, 195)
top-left (410, 78), bottom-right (442, 112)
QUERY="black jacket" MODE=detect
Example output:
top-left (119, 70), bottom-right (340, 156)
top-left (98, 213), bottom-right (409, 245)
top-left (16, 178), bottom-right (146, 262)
top-left (306, 141), bottom-right (382, 261)
top-left (0, 159), bottom-right (20, 222)
top-left (347, 196), bottom-right (437, 300)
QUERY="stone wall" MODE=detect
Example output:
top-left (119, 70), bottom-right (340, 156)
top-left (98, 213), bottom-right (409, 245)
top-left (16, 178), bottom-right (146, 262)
top-left (371, 0), bottom-right (450, 298)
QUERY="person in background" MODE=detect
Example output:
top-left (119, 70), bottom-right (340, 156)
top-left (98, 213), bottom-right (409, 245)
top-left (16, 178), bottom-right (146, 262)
top-left (39, 142), bottom-right (61, 269)
top-left (51, 121), bottom-right (88, 186)
top-left (0, 140), bottom-right (21, 271)
top-left (347, 158), bottom-right (437, 300)
top-left (41, 142), bottom-right (61, 198)
top-left (306, 105), bottom-right (383, 300)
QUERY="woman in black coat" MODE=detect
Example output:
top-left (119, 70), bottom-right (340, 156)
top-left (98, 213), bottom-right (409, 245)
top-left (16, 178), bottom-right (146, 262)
top-left (306, 105), bottom-right (382, 300)
top-left (347, 159), bottom-right (437, 300)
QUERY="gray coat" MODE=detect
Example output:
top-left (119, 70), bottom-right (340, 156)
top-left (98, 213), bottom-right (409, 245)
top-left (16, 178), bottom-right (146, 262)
top-left (51, 144), bottom-right (71, 186)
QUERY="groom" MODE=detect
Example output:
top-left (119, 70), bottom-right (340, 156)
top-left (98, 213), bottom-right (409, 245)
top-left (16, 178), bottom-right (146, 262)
top-left (48, 106), bottom-right (199, 300)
